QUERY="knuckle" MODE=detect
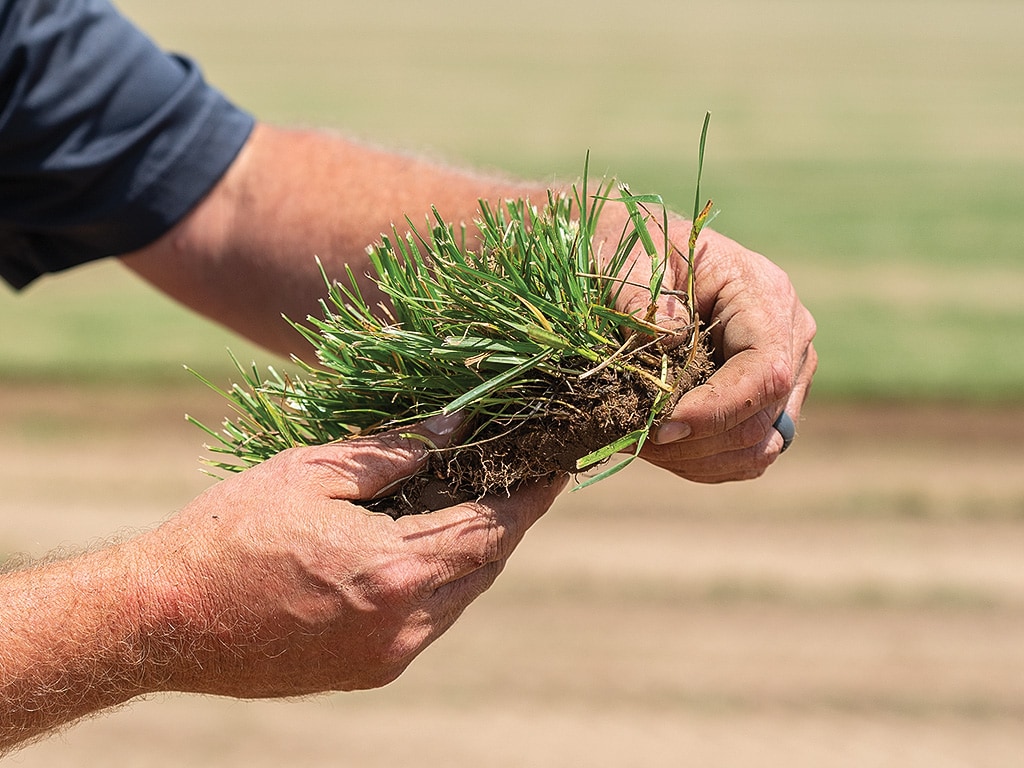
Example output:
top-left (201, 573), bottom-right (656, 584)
top-left (708, 400), bottom-right (731, 435)
top-left (802, 307), bottom-right (819, 342)
top-left (766, 356), bottom-right (795, 402)
top-left (263, 445), bottom-right (329, 488)
top-left (267, 444), bottom-right (307, 470)
top-left (457, 501), bottom-right (505, 563)
top-left (344, 554), bottom-right (420, 610)
top-left (276, 443), bottom-right (346, 483)
top-left (362, 626), bottom-right (430, 688)
top-left (804, 342), bottom-right (820, 378)
top-left (373, 430), bottom-right (426, 464)
top-left (738, 409), bottom-right (775, 449)
top-left (375, 558), bottom-right (425, 603)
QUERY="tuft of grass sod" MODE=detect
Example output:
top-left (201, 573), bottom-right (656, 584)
top-left (189, 125), bottom-right (718, 496)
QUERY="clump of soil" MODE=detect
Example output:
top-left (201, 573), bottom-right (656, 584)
top-left (369, 336), bottom-right (715, 517)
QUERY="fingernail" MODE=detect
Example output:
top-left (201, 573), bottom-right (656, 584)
top-left (421, 411), bottom-right (465, 438)
top-left (654, 421), bottom-right (692, 444)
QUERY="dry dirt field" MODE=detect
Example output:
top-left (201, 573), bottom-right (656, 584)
top-left (2, 384), bottom-right (1023, 767)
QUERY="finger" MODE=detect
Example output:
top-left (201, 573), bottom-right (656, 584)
top-left (654, 345), bottom-right (794, 443)
top-left (767, 341), bottom-right (817, 457)
top-left (411, 478), bottom-right (563, 641)
top-left (651, 228), bottom-right (809, 442)
top-left (784, 341), bottom-right (818, 422)
top-left (646, 433), bottom-right (781, 484)
top-left (643, 404), bottom-right (777, 462)
top-left (375, 557), bottom-right (512, 676)
top-left (617, 285), bottom-right (692, 329)
top-left (413, 558), bottom-right (510, 651)
top-left (300, 411), bottom-right (468, 500)
top-left (649, 347), bottom-right (817, 479)
top-left (645, 353), bottom-right (815, 480)
top-left (396, 474), bottom-right (567, 593)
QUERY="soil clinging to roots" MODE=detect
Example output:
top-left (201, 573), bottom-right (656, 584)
top-left (369, 337), bottom-right (714, 517)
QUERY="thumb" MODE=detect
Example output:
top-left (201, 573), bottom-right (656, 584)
top-left (300, 411), bottom-right (467, 501)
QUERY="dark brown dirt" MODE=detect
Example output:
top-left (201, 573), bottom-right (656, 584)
top-left (370, 337), bottom-right (715, 517)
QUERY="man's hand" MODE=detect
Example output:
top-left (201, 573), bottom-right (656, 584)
top-left (604, 216), bottom-right (817, 483)
top-left (0, 414), bottom-right (564, 752)
top-left (137, 414), bottom-right (565, 696)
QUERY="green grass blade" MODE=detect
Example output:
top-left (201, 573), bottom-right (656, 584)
top-left (575, 427), bottom-right (647, 470)
top-left (442, 349), bottom-right (552, 415)
top-left (691, 111), bottom-right (712, 225)
top-left (573, 453), bottom-right (639, 490)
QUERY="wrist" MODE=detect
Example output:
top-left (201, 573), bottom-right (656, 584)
top-left (0, 542), bottom-right (167, 750)
top-left (128, 525), bottom-right (220, 695)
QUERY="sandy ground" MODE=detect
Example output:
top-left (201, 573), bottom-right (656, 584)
top-left (2, 384), bottom-right (1023, 767)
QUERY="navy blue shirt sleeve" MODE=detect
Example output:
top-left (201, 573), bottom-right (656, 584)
top-left (0, 0), bottom-right (255, 289)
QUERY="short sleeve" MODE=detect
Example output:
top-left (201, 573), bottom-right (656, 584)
top-left (0, 0), bottom-right (255, 289)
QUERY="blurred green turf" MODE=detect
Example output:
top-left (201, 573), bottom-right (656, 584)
top-left (2, 0), bottom-right (1021, 400)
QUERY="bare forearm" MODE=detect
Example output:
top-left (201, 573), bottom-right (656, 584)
top-left (121, 123), bottom-right (547, 360)
top-left (0, 544), bottom-right (155, 753)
